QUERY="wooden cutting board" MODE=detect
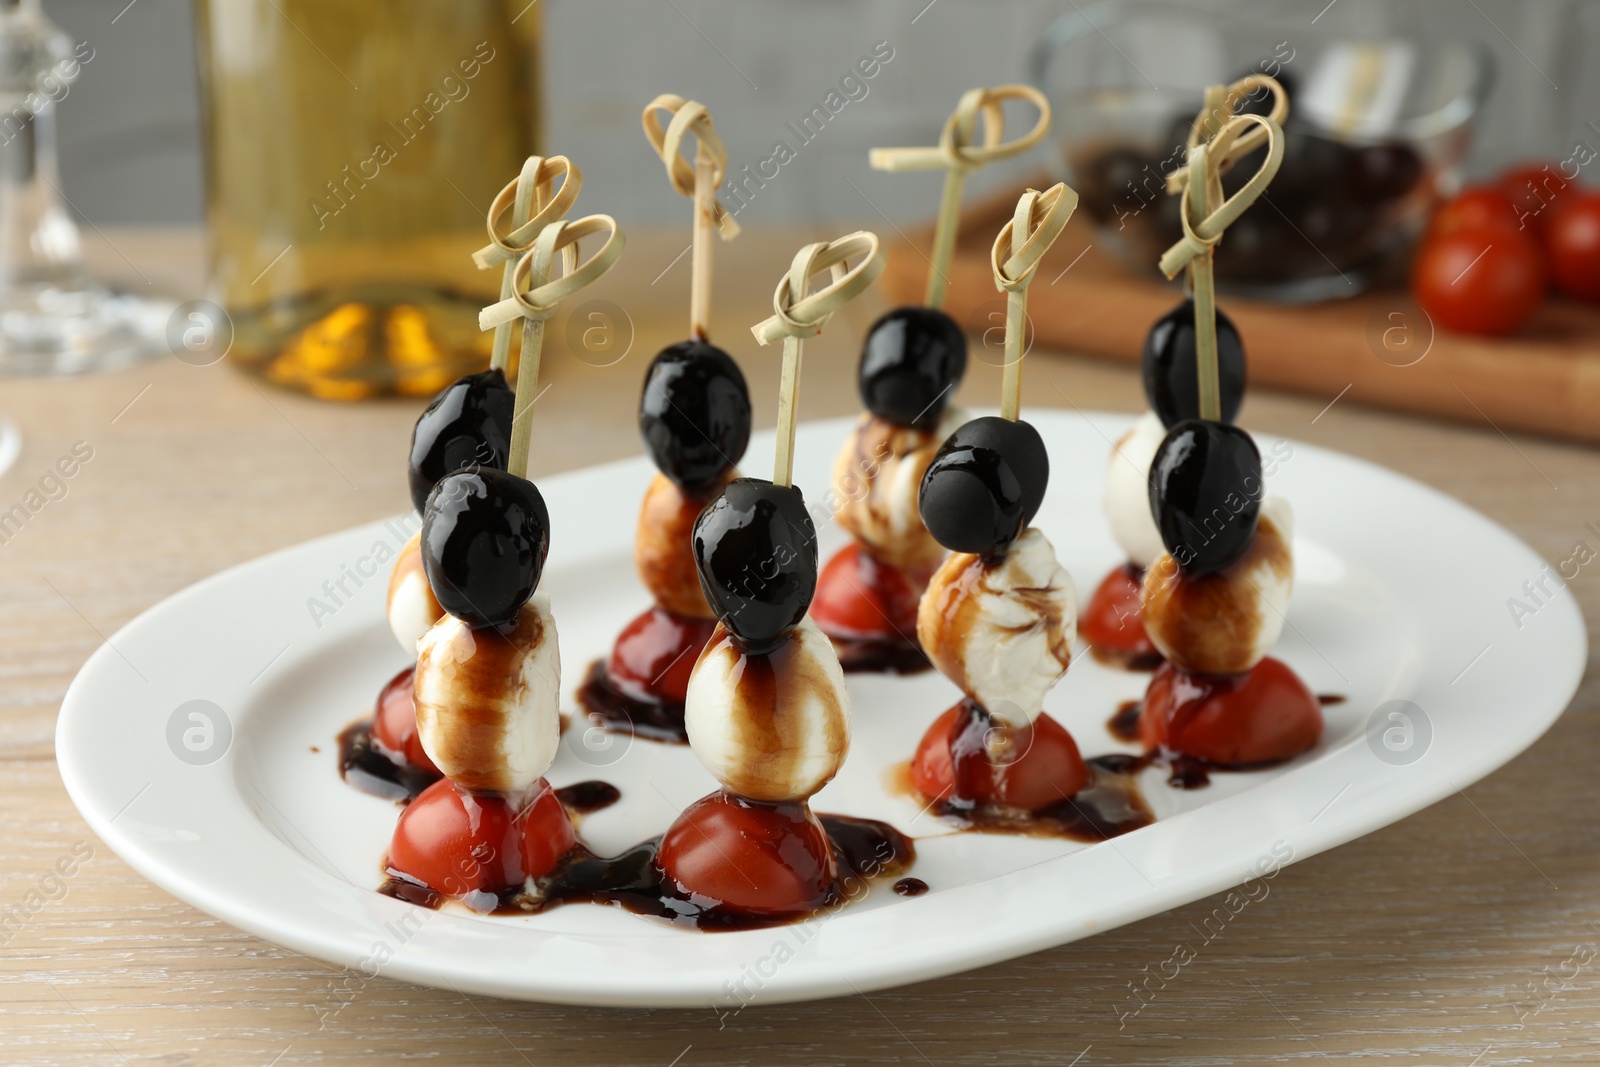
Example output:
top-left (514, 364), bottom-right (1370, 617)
top-left (881, 180), bottom-right (1600, 446)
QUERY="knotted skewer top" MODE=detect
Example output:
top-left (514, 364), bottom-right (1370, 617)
top-left (869, 84), bottom-right (1052, 174)
top-left (990, 183), bottom-right (1077, 422)
top-left (752, 231), bottom-right (885, 488)
top-left (1166, 74), bottom-right (1289, 194)
top-left (1157, 111), bottom-right (1285, 280)
top-left (472, 155), bottom-right (583, 269)
top-left (751, 231), bottom-right (885, 346)
top-left (870, 84), bottom-right (1052, 311)
top-left (479, 214), bottom-right (625, 330)
top-left (643, 94), bottom-right (741, 240)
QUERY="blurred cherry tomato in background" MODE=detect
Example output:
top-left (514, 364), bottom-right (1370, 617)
top-left (1412, 227), bottom-right (1547, 335)
top-left (1545, 193), bottom-right (1600, 302)
top-left (1429, 186), bottom-right (1522, 239)
top-left (1498, 163), bottom-right (1573, 232)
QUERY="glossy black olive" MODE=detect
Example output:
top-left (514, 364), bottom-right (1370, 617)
top-left (858, 307), bottom-right (966, 428)
top-left (692, 478), bottom-right (817, 654)
top-left (1142, 298), bottom-right (1247, 428)
top-left (639, 341), bottom-right (752, 489)
top-left (1147, 419), bottom-right (1262, 577)
top-left (918, 416), bottom-right (1049, 558)
top-left (421, 469), bottom-right (550, 631)
top-left (407, 369), bottom-right (515, 515)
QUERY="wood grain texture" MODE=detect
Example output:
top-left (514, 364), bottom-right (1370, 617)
top-left (2, 229), bottom-right (1597, 1067)
top-left (881, 180), bottom-right (1600, 446)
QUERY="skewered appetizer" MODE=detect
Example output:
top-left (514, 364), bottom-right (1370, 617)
top-left (1082, 76), bottom-right (1285, 674)
top-left (580, 98), bottom-right (752, 741)
top-left (1132, 78), bottom-right (1322, 768)
top-left (812, 85), bottom-right (1051, 673)
top-left (654, 232), bottom-right (914, 923)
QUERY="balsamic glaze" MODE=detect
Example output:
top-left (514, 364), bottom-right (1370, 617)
top-left (917, 754), bottom-right (1156, 840)
top-left (1101, 698), bottom-right (1316, 790)
top-left (893, 877), bottom-right (930, 897)
top-left (554, 780), bottom-right (622, 814)
top-left (832, 633), bottom-right (932, 675)
top-left (1089, 646), bottom-right (1166, 672)
top-left (1107, 700), bottom-right (1142, 744)
top-left (379, 813), bottom-right (915, 931)
top-left (1318, 693), bottom-right (1347, 706)
top-left (575, 659), bottom-right (691, 744)
top-left (338, 720), bottom-right (440, 804)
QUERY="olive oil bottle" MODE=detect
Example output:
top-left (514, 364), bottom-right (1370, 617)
top-left (194, 1), bottom-right (540, 399)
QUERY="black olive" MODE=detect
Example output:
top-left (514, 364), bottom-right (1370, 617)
top-left (1142, 298), bottom-right (1247, 428)
top-left (858, 307), bottom-right (966, 428)
top-left (638, 341), bottom-right (752, 489)
top-left (918, 416), bottom-right (1049, 558)
top-left (420, 469), bottom-right (550, 632)
top-left (1147, 419), bottom-right (1262, 577)
top-left (407, 370), bottom-right (516, 515)
top-left (691, 478), bottom-right (817, 654)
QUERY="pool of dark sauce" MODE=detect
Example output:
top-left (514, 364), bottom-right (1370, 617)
top-left (338, 719), bottom-right (439, 803)
top-left (379, 812), bottom-right (916, 931)
top-left (1088, 645), bottom-right (1164, 672)
top-left (1102, 694), bottom-right (1345, 791)
top-left (575, 660), bottom-right (691, 744)
top-left (893, 877), bottom-right (929, 897)
top-left (832, 634), bottom-right (932, 675)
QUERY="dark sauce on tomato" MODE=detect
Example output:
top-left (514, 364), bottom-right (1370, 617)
top-left (576, 659), bottom-right (692, 744)
top-left (378, 812), bottom-right (914, 931)
top-left (337, 719), bottom-right (440, 804)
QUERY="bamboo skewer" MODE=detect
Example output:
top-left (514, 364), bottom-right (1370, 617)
top-left (643, 95), bottom-right (740, 341)
top-left (989, 183), bottom-right (1077, 422)
top-left (751, 232), bottom-right (886, 488)
top-left (479, 214), bottom-right (627, 479)
top-left (870, 85), bottom-right (1051, 312)
top-left (472, 156), bottom-right (584, 375)
top-left (1159, 84), bottom-right (1287, 422)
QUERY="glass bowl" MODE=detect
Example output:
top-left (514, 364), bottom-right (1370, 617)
top-left (1033, 1), bottom-right (1494, 302)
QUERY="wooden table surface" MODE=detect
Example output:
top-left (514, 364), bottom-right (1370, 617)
top-left (3, 229), bottom-right (1598, 1067)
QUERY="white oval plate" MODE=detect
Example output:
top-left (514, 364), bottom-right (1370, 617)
top-left (57, 411), bottom-right (1585, 1008)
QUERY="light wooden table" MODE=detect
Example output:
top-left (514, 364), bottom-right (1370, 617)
top-left (3, 230), bottom-right (1597, 1067)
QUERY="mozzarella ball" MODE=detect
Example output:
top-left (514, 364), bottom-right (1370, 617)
top-left (1141, 495), bottom-right (1294, 675)
top-left (832, 406), bottom-right (967, 579)
top-left (635, 471), bottom-right (726, 619)
top-left (387, 530), bottom-right (444, 654)
top-left (917, 527), bottom-right (1077, 730)
top-left (1104, 411), bottom-right (1166, 569)
top-left (683, 616), bottom-right (850, 803)
top-left (413, 594), bottom-right (561, 795)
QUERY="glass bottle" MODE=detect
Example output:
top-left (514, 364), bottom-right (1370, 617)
top-left (194, 0), bottom-right (541, 400)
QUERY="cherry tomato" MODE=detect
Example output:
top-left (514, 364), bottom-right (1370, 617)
top-left (1139, 657), bottom-right (1322, 766)
top-left (911, 704), bottom-right (1087, 811)
top-left (1428, 186), bottom-right (1522, 238)
top-left (388, 778), bottom-right (574, 897)
top-left (1412, 227), bottom-right (1547, 335)
top-left (1079, 563), bottom-right (1160, 663)
top-left (606, 605), bottom-right (715, 705)
top-left (371, 666), bottom-right (439, 774)
top-left (655, 791), bottom-right (834, 917)
top-left (1546, 192), bottom-right (1600, 302)
top-left (810, 542), bottom-right (922, 640)
top-left (1498, 163), bottom-right (1573, 232)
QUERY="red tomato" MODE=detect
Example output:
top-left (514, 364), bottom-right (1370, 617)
top-left (1546, 192), bottom-right (1600, 301)
top-left (809, 542), bottom-right (923, 641)
top-left (371, 666), bottom-right (439, 774)
top-left (1498, 163), bottom-right (1573, 232)
top-left (1139, 657), bottom-right (1322, 766)
top-left (655, 791), bottom-right (835, 917)
top-left (606, 605), bottom-right (715, 705)
top-left (1429, 186), bottom-right (1522, 238)
top-left (911, 703), bottom-right (1088, 811)
top-left (388, 778), bottom-right (574, 897)
top-left (1079, 563), bottom-right (1160, 663)
top-left (1412, 228), bottom-right (1547, 335)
